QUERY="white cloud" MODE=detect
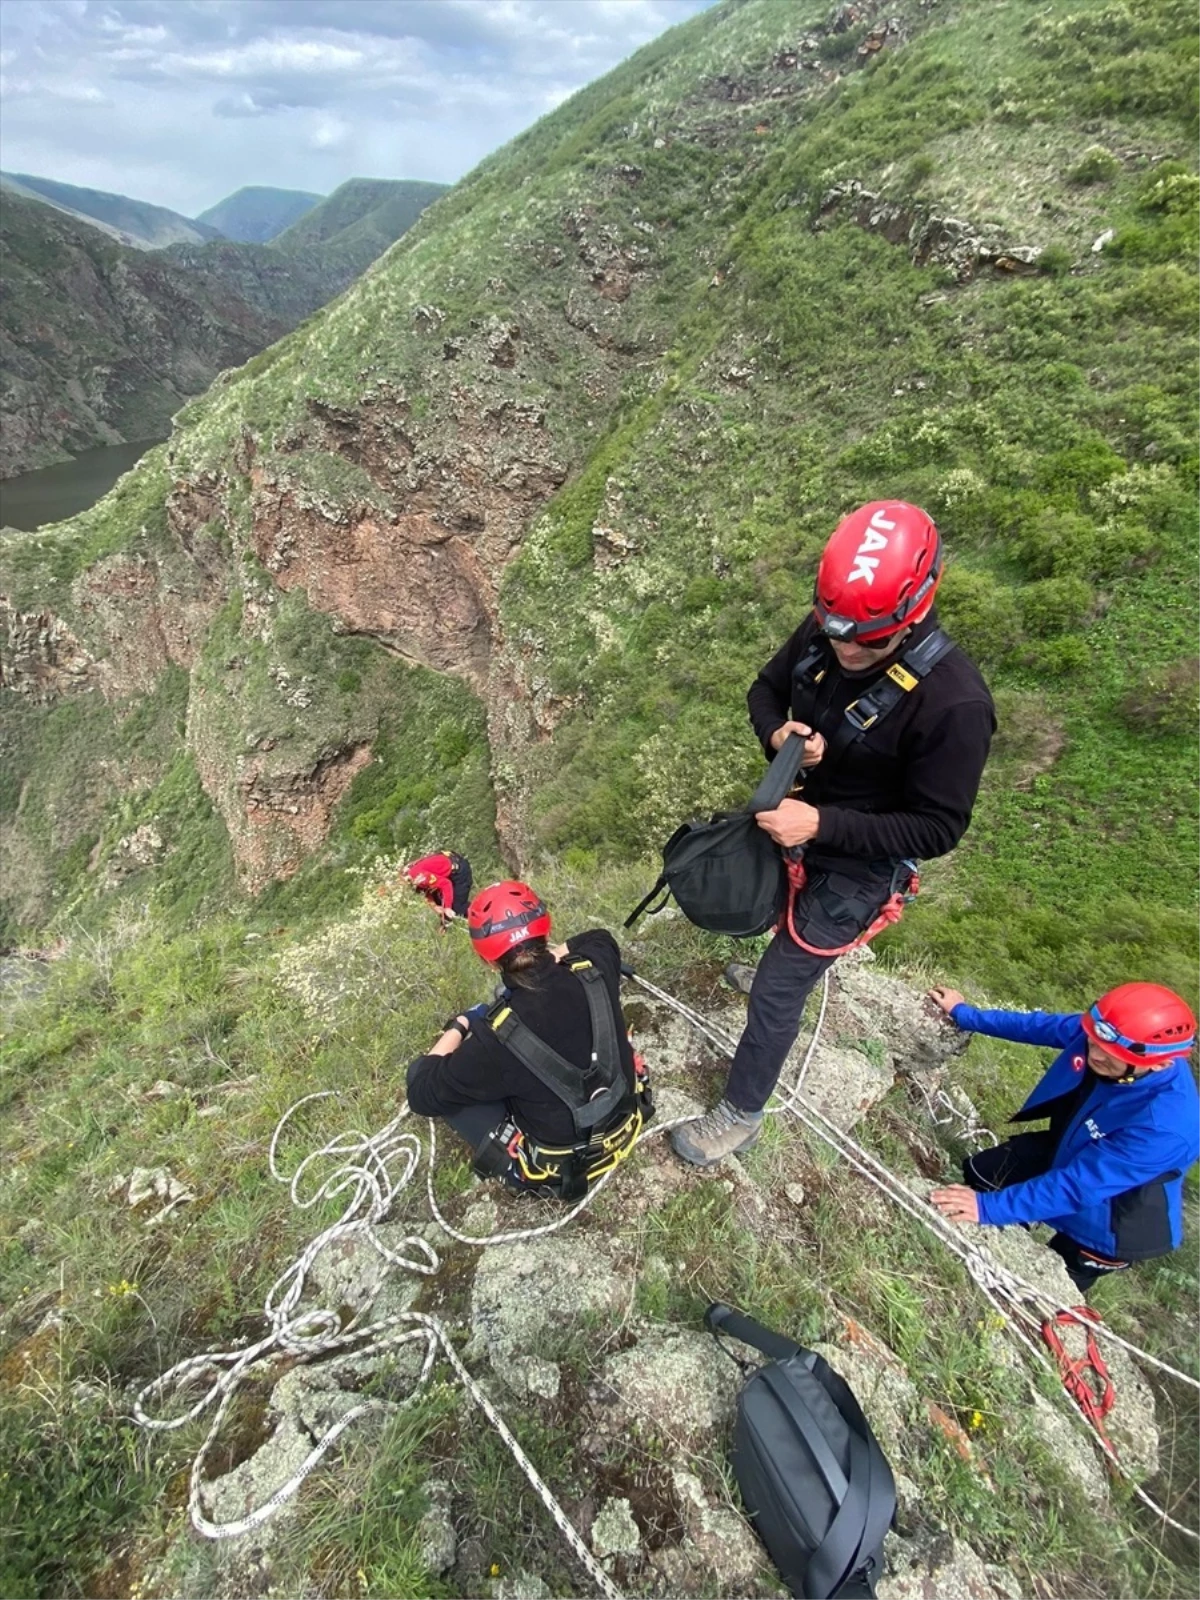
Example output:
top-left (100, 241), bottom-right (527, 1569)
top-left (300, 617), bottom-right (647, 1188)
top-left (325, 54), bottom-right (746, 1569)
top-left (308, 112), bottom-right (351, 150)
top-left (0, 0), bottom-right (718, 214)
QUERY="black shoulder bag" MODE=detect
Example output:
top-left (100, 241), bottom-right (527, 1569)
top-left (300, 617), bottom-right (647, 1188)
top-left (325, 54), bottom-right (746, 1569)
top-left (624, 733), bottom-right (806, 937)
top-left (706, 1302), bottom-right (896, 1599)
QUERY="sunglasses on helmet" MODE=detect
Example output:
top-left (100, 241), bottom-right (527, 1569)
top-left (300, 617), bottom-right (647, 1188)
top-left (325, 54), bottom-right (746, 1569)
top-left (821, 615), bottom-right (900, 649)
top-left (1088, 1005), bottom-right (1187, 1058)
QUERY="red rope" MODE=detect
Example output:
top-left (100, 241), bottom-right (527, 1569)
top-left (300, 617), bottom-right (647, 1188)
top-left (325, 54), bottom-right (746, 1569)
top-left (1041, 1307), bottom-right (1116, 1439)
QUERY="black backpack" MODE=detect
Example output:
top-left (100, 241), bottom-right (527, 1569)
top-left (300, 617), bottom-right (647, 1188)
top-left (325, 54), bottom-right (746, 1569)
top-left (706, 1303), bottom-right (896, 1600)
top-left (624, 734), bottom-right (806, 937)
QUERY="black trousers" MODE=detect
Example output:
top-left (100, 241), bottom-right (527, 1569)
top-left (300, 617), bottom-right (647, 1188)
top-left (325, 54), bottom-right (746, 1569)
top-left (443, 1100), bottom-right (527, 1190)
top-left (726, 861), bottom-right (893, 1113)
top-left (963, 1134), bottom-right (1130, 1294)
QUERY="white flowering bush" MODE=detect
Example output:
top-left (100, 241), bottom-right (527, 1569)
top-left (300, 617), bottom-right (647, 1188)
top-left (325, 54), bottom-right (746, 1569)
top-left (274, 856), bottom-right (476, 1038)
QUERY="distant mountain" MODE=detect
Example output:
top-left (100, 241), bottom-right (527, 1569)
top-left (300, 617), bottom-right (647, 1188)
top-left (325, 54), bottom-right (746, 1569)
top-left (270, 177), bottom-right (448, 267)
top-left (0, 171), bottom-right (223, 250)
top-left (196, 186), bottom-right (323, 244)
top-left (1, 175), bottom-right (444, 475)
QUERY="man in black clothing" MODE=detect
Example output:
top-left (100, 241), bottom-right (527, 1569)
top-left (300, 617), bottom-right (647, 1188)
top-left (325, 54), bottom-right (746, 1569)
top-left (671, 500), bottom-right (996, 1166)
top-left (407, 880), bottom-right (649, 1195)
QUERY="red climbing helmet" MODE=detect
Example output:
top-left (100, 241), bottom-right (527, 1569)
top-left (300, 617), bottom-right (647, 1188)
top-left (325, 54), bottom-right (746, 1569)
top-left (1082, 983), bottom-right (1197, 1067)
top-left (468, 880), bottom-right (551, 964)
top-left (403, 852), bottom-right (455, 902)
top-left (813, 501), bottom-right (943, 644)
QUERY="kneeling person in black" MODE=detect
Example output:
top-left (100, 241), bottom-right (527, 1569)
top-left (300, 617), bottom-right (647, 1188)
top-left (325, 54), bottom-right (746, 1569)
top-left (406, 880), bottom-right (652, 1199)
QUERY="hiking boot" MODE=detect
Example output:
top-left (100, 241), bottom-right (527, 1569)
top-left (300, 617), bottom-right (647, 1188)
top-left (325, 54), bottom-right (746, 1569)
top-left (670, 1098), bottom-right (764, 1167)
top-left (724, 961), bottom-right (758, 995)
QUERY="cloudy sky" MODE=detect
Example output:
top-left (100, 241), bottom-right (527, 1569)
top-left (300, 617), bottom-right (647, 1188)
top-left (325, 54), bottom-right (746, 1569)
top-left (0, 0), bottom-right (717, 218)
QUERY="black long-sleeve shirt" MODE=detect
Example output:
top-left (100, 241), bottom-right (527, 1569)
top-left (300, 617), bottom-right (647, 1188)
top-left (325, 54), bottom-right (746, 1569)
top-left (747, 609), bottom-right (996, 863)
top-left (405, 929), bottom-right (635, 1147)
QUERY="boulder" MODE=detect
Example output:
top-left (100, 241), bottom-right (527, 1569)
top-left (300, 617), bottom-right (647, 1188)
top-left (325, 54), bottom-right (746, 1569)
top-left (668, 1468), bottom-right (768, 1590)
top-left (797, 1043), bottom-right (893, 1131)
top-left (593, 1327), bottom-right (740, 1450)
top-left (306, 1221), bottom-right (425, 1321)
top-left (834, 962), bottom-right (969, 1075)
top-left (879, 1528), bottom-right (1022, 1600)
top-left (468, 1231), bottom-right (626, 1390)
top-left (810, 1321), bottom-right (920, 1465)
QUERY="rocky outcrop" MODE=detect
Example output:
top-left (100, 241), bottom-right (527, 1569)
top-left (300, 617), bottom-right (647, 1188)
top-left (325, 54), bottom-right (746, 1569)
top-left (0, 603), bottom-right (96, 700)
top-left (813, 180), bottom-right (1044, 281)
top-left (246, 374), bottom-right (567, 690)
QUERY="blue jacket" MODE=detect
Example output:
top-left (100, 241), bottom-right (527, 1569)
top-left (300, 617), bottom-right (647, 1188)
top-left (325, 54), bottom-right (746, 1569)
top-left (951, 1005), bottom-right (1200, 1259)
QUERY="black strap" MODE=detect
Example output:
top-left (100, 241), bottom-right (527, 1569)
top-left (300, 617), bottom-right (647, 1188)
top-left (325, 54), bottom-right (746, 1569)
top-left (794, 628), bottom-right (955, 779)
top-left (748, 731), bottom-right (807, 813)
top-left (704, 1302), bottom-right (804, 1363)
top-left (804, 1352), bottom-right (896, 1599)
top-left (488, 962), bottom-right (628, 1139)
top-left (624, 876), bottom-right (669, 929)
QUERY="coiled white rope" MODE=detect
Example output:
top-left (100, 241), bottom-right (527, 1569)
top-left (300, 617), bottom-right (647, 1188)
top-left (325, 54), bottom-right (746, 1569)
top-left (134, 1092), bottom-right (691, 1592)
top-left (631, 969), bottom-right (1200, 1540)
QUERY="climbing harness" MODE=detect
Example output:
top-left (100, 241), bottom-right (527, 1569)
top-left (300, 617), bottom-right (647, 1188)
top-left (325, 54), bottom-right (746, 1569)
top-left (780, 851), bottom-right (918, 958)
top-left (135, 960), bottom-right (1198, 1592)
top-left (790, 626), bottom-right (955, 773)
top-left (477, 958), bottom-right (654, 1199)
top-left (1041, 1307), bottom-right (1116, 1445)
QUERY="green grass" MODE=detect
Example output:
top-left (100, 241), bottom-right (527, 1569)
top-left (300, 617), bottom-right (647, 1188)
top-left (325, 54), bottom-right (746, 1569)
top-left (1, 2), bottom-right (1197, 1592)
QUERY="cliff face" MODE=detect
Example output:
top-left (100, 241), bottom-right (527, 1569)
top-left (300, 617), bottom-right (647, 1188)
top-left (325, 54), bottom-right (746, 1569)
top-left (1, 0), bottom-right (1196, 965)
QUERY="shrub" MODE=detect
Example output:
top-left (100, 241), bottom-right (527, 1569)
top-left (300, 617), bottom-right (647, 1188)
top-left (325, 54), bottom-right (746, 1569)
top-left (935, 565), bottom-right (1022, 670)
top-left (1068, 146), bottom-right (1120, 185)
top-left (1036, 242), bottom-right (1074, 277)
top-left (1018, 576), bottom-right (1096, 637)
top-left (1020, 635), bottom-right (1091, 675)
top-left (903, 153), bottom-right (936, 188)
top-left (1118, 658), bottom-right (1200, 733)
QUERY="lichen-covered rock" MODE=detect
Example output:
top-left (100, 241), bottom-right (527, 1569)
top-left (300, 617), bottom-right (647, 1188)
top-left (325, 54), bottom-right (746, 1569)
top-left (799, 1043), bottom-right (894, 1131)
top-left (810, 1322), bottom-right (920, 1465)
top-left (834, 961), bottom-right (969, 1075)
top-left (594, 1327), bottom-right (740, 1450)
top-left (306, 1222), bottom-right (424, 1321)
top-left (659, 1465), bottom-right (771, 1593)
top-left (416, 1478), bottom-right (456, 1575)
top-left (591, 1495), bottom-right (641, 1559)
top-left (468, 1232), bottom-right (626, 1387)
top-left (879, 1528), bottom-right (1021, 1600)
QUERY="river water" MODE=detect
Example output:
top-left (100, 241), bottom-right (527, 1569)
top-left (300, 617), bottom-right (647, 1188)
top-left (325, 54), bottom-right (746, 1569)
top-left (0, 440), bottom-right (162, 532)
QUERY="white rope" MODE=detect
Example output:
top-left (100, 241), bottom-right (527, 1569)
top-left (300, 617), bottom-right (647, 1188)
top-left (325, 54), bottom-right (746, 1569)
top-left (627, 969), bottom-right (1200, 1540)
top-left (135, 960), bottom-right (1197, 1570)
top-left (135, 1090), bottom-right (643, 1597)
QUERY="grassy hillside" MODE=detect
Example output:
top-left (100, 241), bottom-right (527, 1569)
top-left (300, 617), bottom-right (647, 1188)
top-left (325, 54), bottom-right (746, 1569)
top-left (271, 178), bottom-right (448, 255)
top-left (0, 4), bottom-right (1197, 1593)
top-left (196, 186), bottom-right (323, 244)
top-left (1, 171), bottom-right (223, 249)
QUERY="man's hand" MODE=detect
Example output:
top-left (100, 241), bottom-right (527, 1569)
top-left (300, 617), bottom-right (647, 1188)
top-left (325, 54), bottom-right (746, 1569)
top-left (928, 986), bottom-right (967, 1016)
top-left (770, 721), bottom-right (825, 768)
top-left (930, 1185), bottom-right (980, 1224)
top-left (756, 798), bottom-right (821, 847)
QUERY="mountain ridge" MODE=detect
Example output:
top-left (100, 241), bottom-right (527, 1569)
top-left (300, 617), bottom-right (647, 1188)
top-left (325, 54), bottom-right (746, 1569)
top-left (196, 185), bottom-right (324, 243)
top-left (0, 170), bottom-right (224, 249)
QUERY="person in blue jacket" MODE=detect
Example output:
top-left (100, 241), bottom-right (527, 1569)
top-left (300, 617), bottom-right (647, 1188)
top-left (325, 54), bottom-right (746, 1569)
top-left (927, 981), bottom-right (1198, 1293)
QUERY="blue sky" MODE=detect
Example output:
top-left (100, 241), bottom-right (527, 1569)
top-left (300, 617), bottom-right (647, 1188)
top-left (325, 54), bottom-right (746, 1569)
top-left (0, 0), bottom-right (717, 216)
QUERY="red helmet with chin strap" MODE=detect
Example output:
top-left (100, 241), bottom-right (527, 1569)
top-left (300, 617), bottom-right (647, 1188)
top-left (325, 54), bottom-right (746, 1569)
top-left (1082, 982), bottom-right (1197, 1067)
top-left (814, 500), bottom-right (943, 644)
top-left (468, 880), bottom-right (551, 964)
